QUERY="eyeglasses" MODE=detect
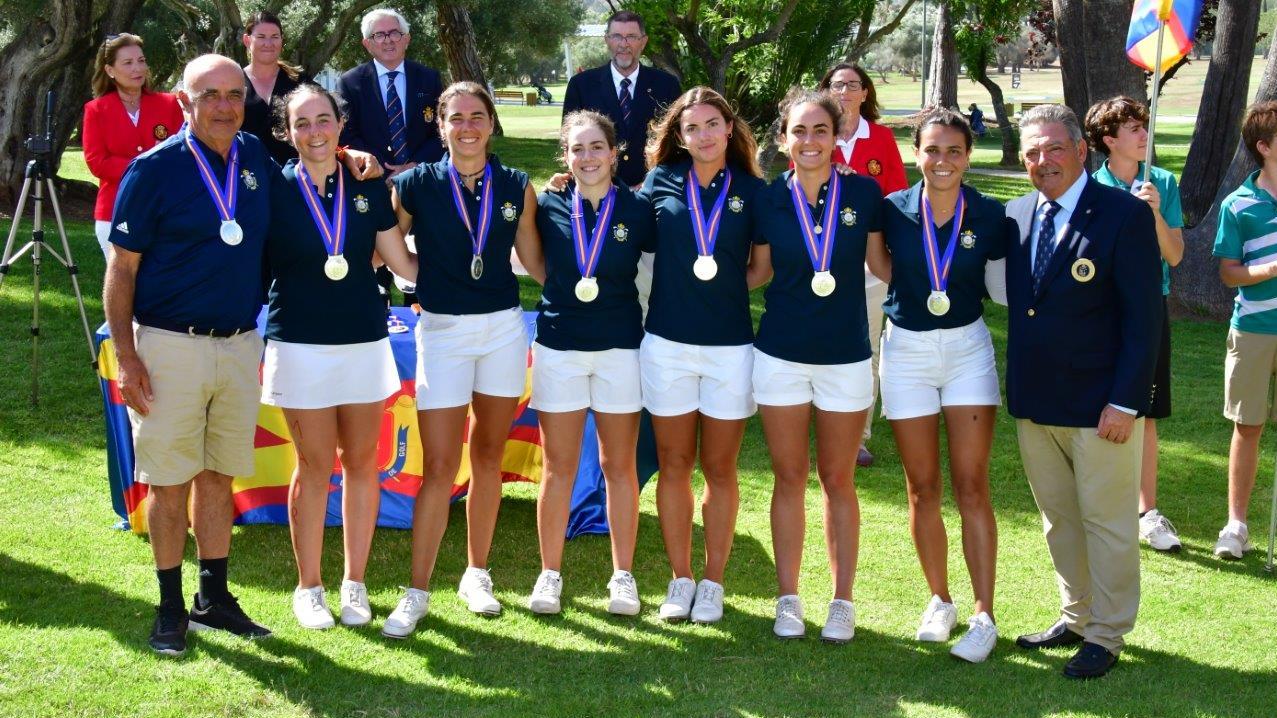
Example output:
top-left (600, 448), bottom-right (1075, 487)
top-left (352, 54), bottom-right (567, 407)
top-left (607, 33), bottom-right (644, 44)
top-left (369, 30), bottom-right (405, 42)
top-left (829, 81), bottom-right (863, 92)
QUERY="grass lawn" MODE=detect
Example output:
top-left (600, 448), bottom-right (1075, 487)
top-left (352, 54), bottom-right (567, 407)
top-left (6, 114), bottom-right (1273, 717)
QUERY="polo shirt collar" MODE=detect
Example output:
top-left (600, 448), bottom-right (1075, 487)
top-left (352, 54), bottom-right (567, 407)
top-left (894, 180), bottom-right (986, 222)
top-left (1094, 158), bottom-right (1145, 190)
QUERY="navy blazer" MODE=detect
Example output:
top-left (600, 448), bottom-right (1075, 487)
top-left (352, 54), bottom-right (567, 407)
top-left (337, 59), bottom-right (444, 166)
top-left (1003, 178), bottom-right (1162, 428)
top-left (562, 63), bottom-right (681, 186)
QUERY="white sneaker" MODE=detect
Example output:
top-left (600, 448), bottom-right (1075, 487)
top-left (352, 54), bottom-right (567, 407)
top-left (292, 585), bottom-right (335, 630)
top-left (1139, 509), bottom-right (1183, 552)
top-left (916, 594), bottom-right (958, 642)
top-left (528, 569), bottom-right (563, 615)
top-left (658, 577), bottom-right (695, 622)
top-left (339, 580), bottom-right (372, 626)
top-left (382, 587), bottom-right (430, 638)
top-left (689, 579), bottom-right (724, 624)
top-left (773, 595), bottom-right (805, 639)
top-left (820, 599), bottom-right (855, 644)
top-left (1214, 521), bottom-right (1253, 560)
top-left (950, 612), bottom-right (998, 663)
top-left (458, 567), bottom-right (502, 616)
top-left (607, 570), bottom-right (640, 616)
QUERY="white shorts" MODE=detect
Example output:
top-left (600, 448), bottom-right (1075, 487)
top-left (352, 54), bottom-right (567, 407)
top-left (415, 307), bottom-right (528, 410)
top-left (752, 349), bottom-right (874, 412)
top-left (879, 317), bottom-right (1001, 420)
top-left (262, 337), bottom-right (400, 410)
top-left (639, 333), bottom-right (755, 420)
top-left (530, 344), bottom-right (641, 413)
top-left (95, 220), bottom-right (111, 257)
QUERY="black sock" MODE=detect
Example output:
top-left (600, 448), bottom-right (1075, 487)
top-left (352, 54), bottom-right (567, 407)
top-left (156, 566), bottom-right (183, 609)
top-left (197, 557), bottom-right (229, 606)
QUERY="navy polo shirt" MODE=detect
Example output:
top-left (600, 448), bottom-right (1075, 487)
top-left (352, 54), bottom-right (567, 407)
top-left (534, 182), bottom-right (655, 351)
top-left (265, 162), bottom-right (398, 344)
top-left (753, 170), bottom-right (883, 365)
top-left (394, 155), bottom-right (528, 315)
top-left (881, 183), bottom-right (1013, 331)
top-left (109, 130), bottom-right (275, 332)
top-left (640, 160), bottom-right (766, 346)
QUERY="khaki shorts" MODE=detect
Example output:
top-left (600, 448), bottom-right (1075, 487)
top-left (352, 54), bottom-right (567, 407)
top-left (128, 326), bottom-right (263, 486)
top-left (1223, 327), bottom-right (1277, 425)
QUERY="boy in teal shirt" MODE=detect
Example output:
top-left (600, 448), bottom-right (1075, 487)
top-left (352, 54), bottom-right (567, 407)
top-left (1212, 100), bottom-right (1277, 560)
top-left (1085, 96), bottom-right (1185, 553)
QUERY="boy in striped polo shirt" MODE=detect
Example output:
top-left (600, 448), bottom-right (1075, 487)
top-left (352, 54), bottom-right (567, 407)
top-left (1213, 100), bottom-right (1277, 560)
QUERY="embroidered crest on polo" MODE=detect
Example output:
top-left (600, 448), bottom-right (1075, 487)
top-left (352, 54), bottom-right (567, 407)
top-left (501, 201), bottom-right (518, 222)
top-left (789, 171), bottom-right (841, 297)
top-left (961, 229), bottom-right (977, 249)
top-left (570, 184), bottom-right (616, 303)
top-left (613, 223), bottom-right (629, 241)
top-left (354, 194), bottom-right (370, 213)
top-left (686, 166), bottom-right (733, 281)
top-left (447, 162), bottom-right (495, 280)
top-left (183, 129), bottom-right (242, 246)
top-left (241, 169), bottom-right (258, 191)
top-left (841, 207), bottom-right (856, 226)
top-left (295, 163), bottom-right (349, 281)
top-left (728, 195), bottom-right (745, 213)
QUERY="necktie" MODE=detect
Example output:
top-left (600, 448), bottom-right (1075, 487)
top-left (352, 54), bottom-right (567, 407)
top-left (384, 70), bottom-right (409, 165)
top-left (619, 77), bottom-right (633, 126)
top-left (1032, 200), bottom-right (1061, 293)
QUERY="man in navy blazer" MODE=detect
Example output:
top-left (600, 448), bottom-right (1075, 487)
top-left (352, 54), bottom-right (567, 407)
top-left (562, 10), bottom-right (681, 187)
top-left (1003, 104), bottom-right (1161, 680)
top-left (338, 8), bottom-right (443, 178)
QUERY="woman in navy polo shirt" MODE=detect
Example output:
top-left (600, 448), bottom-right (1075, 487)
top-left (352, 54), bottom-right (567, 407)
top-left (638, 87), bottom-right (767, 625)
top-left (384, 82), bottom-right (544, 634)
top-left (749, 89), bottom-right (883, 644)
top-left (867, 107), bottom-right (1014, 663)
top-left (260, 85), bottom-right (416, 631)
top-left (525, 110), bottom-right (654, 616)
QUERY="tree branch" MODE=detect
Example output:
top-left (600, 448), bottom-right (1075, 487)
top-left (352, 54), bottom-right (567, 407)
top-left (846, 0), bottom-right (919, 61)
top-left (723, 0), bottom-right (801, 55)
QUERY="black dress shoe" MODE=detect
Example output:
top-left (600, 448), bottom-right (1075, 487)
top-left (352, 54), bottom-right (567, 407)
top-left (1063, 642), bottom-right (1118, 679)
top-left (1015, 619), bottom-right (1084, 649)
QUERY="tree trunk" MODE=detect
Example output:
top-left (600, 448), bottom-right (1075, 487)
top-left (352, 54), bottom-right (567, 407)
top-left (210, 0), bottom-right (245, 64)
top-left (292, 0), bottom-right (382, 74)
top-left (975, 74), bottom-right (1018, 166)
top-left (1174, 29), bottom-right (1277, 316)
top-left (435, 0), bottom-right (503, 136)
top-left (1179, 0), bottom-right (1261, 226)
top-left (926, 1), bottom-right (959, 108)
top-left (0, 0), bottom-right (145, 204)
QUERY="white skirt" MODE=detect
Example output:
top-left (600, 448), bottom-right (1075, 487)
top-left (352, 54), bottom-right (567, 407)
top-left (262, 337), bottom-right (401, 409)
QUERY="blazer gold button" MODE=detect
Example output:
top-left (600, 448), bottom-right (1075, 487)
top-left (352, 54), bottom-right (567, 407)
top-left (1027, 308), bottom-right (1036, 317)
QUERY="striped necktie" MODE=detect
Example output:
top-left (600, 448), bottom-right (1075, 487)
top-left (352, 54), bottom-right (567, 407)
top-left (1032, 200), bottom-right (1061, 293)
top-left (384, 70), bottom-right (409, 165)
top-left (619, 77), bottom-right (633, 126)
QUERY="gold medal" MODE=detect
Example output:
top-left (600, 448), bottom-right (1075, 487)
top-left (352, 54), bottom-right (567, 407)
top-left (470, 254), bottom-right (484, 280)
top-left (220, 220), bottom-right (243, 246)
top-left (926, 290), bottom-right (951, 316)
top-left (811, 271), bottom-right (836, 297)
top-left (693, 255), bottom-right (718, 281)
top-left (574, 276), bottom-right (599, 302)
top-left (324, 255), bottom-right (349, 281)
top-left (1071, 257), bottom-right (1096, 283)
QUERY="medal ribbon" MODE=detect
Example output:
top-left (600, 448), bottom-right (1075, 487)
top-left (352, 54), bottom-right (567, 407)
top-left (184, 129), bottom-right (239, 223)
top-left (789, 171), bottom-right (841, 273)
top-left (919, 190), bottom-right (967, 293)
top-left (571, 184), bottom-right (616, 280)
top-left (686, 167), bottom-right (732, 258)
top-left (295, 164), bottom-right (347, 257)
top-left (448, 163), bottom-right (494, 258)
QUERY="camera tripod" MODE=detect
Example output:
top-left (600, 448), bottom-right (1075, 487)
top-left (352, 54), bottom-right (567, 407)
top-left (0, 138), bottom-right (97, 406)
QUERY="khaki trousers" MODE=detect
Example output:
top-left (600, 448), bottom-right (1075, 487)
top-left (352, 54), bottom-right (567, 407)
top-left (1016, 418), bottom-right (1143, 653)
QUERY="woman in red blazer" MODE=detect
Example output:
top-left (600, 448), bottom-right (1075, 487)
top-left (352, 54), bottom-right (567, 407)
top-left (816, 63), bottom-right (908, 469)
top-left (82, 33), bottom-right (183, 256)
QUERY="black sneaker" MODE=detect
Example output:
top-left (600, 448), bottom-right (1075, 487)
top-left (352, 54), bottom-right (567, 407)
top-left (149, 604), bottom-right (189, 656)
top-left (188, 593), bottom-right (272, 639)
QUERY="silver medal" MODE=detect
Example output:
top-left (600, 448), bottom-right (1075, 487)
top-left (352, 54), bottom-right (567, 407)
top-left (574, 276), bottom-right (599, 303)
top-left (470, 254), bottom-right (484, 280)
top-left (926, 291), bottom-right (951, 316)
top-left (693, 255), bottom-right (718, 281)
top-left (324, 254), bottom-right (349, 281)
top-left (220, 219), bottom-right (243, 246)
top-left (811, 270), bottom-right (836, 297)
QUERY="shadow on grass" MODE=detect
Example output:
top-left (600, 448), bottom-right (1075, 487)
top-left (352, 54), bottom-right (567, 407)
top-left (3, 551), bottom-right (1274, 717)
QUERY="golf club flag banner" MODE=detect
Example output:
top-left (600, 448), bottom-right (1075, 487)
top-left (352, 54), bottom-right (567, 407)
top-left (1125, 0), bottom-right (1204, 73)
top-left (95, 309), bottom-right (654, 539)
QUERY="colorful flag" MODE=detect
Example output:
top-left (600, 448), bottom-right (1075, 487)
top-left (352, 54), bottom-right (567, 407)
top-left (1125, 0), bottom-right (1205, 74)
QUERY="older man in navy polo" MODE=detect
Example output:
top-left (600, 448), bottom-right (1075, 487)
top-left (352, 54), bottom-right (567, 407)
top-left (104, 54), bottom-right (274, 656)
